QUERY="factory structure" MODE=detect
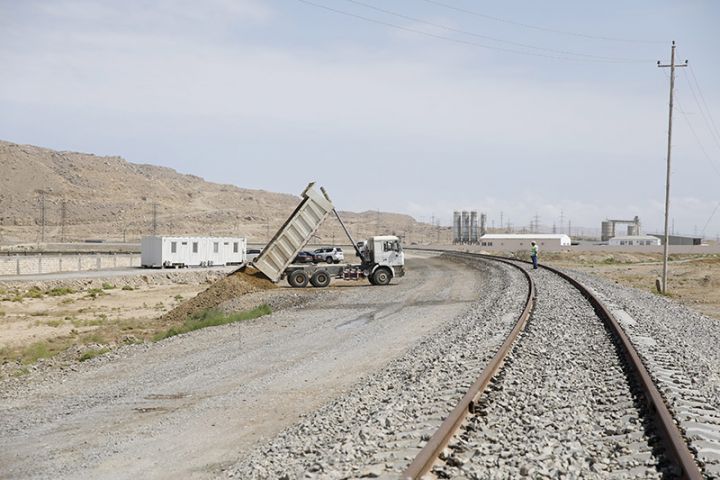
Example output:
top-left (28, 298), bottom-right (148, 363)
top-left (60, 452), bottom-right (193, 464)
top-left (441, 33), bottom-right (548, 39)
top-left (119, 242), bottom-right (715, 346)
top-left (452, 211), bottom-right (487, 244)
top-left (601, 217), bottom-right (641, 241)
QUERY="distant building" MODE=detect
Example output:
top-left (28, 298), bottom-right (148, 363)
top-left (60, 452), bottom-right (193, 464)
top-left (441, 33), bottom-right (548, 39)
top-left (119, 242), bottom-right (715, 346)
top-left (141, 236), bottom-right (246, 268)
top-left (479, 234), bottom-right (571, 251)
top-left (648, 234), bottom-right (702, 246)
top-left (608, 235), bottom-right (661, 246)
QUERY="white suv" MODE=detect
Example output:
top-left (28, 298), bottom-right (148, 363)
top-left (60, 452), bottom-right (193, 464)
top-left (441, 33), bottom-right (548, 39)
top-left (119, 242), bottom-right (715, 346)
top-left (313, 247), bottom-right (344, 264)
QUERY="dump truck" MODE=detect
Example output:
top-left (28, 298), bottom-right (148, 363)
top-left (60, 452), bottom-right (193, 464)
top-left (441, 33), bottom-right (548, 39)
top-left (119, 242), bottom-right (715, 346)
top-left (252, 182), bottom-right (405, 287)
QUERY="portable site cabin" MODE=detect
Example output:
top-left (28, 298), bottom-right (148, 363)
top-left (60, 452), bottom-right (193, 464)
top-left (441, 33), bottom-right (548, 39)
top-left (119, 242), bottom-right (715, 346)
top-left (141, 236), bottom-right (246, 268)
top-left (478, 234), bottom-right (572, 251)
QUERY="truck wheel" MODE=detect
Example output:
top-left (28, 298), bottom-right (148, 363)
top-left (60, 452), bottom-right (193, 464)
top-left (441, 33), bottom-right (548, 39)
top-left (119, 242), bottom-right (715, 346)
top-left (368, 275), bottom-right (377, 285)
top-left (325, 257), bottom-right (333, 264)
top-left (371, 268), bottom-right (391, 286)
top-left (310, 270), bottom-right (331, 288)
top-left (288, 270), bottom-right (309, 288)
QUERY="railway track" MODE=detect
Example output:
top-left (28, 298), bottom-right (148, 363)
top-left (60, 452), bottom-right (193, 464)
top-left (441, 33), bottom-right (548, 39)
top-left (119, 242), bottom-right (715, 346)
top-left (404, 251), bottom-right (704, 479)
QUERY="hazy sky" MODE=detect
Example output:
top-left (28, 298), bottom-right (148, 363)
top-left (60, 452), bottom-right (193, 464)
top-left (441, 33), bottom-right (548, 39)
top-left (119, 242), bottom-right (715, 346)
top-left (1, 0), bottom-right (719, 237)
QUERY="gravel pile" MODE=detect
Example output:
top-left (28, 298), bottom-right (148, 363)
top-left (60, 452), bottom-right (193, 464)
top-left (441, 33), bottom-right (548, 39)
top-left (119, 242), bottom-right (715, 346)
top-left (228, 256), bottom-right (528, 478)
top-left (436, 264), bottom-right (666, 479)
top-left (570, 270), bottom-right (720, 478)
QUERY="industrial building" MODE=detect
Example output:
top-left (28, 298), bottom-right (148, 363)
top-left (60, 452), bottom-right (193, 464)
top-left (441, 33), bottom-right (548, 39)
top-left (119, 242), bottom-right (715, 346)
top-left (141, 236), bottom-right (246, 268)
top-left (649, 234), bottom-right (703, 246)
top-left (453, 211), bottom-right (486, 244)
top-left (601, 217), bottom-right (641, 241)
top-left (478, 234), bottom-right (572, 251)
top-left (608, 235), bottom-right (661, 246)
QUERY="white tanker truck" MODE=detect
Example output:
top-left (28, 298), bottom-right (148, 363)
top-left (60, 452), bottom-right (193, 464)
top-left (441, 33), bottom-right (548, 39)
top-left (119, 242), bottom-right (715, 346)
top-left (252, 183), bottom-right (405, 288)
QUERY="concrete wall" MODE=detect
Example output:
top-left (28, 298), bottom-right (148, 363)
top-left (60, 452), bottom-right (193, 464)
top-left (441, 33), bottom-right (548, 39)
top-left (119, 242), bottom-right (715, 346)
top-left (0, 253), bottom-right (140, 276)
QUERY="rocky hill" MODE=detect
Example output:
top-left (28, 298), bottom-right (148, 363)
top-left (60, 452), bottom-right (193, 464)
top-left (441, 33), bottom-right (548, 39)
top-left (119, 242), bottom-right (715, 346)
top-left (0, 141), bottom-right (447, 246)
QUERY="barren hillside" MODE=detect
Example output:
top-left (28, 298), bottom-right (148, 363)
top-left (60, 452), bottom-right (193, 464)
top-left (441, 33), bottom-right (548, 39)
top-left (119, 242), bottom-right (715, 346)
top-left (0, 141), bottom-right (447, 245)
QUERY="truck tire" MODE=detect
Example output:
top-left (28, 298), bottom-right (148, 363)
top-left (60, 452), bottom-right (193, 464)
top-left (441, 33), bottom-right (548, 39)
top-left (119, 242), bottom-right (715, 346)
top-left (288, 270), bottom-right (309, 288)
top-left (310, 270), bottom-right (331, 288)
top-left (371, 268), bottom-right (391, 286)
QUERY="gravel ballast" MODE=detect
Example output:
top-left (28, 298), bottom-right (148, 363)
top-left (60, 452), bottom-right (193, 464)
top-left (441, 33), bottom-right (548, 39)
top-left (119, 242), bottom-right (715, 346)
top-left (570, 269), bottom-right (720, 478)
top-left (435, 263), bottom-right (666, 478)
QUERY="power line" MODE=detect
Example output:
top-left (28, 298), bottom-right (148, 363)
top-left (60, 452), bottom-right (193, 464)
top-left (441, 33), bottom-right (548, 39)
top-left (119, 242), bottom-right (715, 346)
top-left (419, 0), bottom-right (665, 44)
top-left (341, 0), bottom-right (649, 63)
top-left (683, 65), bottom-right (720, 150)
top-left (296, 0), bottom-right (652, 63)
top-left (676, 98), bottom-right (720, 178)
top-left (701, 200), bottom-right (720, 239)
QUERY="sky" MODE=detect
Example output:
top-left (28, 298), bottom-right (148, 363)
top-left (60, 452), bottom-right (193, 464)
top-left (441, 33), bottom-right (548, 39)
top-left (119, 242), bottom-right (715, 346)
top-left (1, 0), bottom-right (719, 237)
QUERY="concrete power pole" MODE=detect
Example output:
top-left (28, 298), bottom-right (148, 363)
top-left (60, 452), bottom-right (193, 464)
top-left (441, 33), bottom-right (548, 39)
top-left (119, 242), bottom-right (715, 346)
top-left (60, 200), bottom-right (67, 243)
top-left (657, 41), bottom-right (688, 294)
top-left (152, 203), bottom-right (158, 236)
top-left (38, 190), bottom-right (47, 244)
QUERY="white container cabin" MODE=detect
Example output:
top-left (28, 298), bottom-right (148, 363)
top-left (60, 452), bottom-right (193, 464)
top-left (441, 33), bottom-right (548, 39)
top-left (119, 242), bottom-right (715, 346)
top-left (141, 236), bottom-right (246, 268)
top-left (478, 234), bottom-right (572, 251)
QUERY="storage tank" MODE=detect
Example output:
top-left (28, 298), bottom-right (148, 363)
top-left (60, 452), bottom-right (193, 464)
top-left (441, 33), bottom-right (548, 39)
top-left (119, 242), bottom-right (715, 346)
top-left (601, 221), bottom-right (614, 242)
top-left (470, 211), bottom-right (478, 243)
top-left (453, 211), bottom-right (461, 244)
top-left (627, 225), bottom-right (639, 236)
top-left (480, 213), bottom-right (487, 236)
top-left (461, 211), bottom-right (470, 243)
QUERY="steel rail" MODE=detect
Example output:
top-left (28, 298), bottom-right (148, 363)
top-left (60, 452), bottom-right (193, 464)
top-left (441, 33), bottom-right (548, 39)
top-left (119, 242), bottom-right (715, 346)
top-left (403, 249), bottom-right (703, 480)
top-left (540, 262), bottom-right (703, 480)
top-left (402, 252), bottom-right (536, 479)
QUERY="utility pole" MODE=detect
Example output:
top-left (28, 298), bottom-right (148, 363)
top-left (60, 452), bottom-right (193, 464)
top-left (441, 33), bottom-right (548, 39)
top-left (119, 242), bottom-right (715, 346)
top-left (500, 211), bottom-right (504, 230)
top-left (37, 190), bottom-right (47, 244)
top-left (533, 213), bottom-right (540, 233)
top-left (658, 41), bottom-right (688, 294)
top-left (559, 210), bottom-right (565, 235)
top-left (60, 199), bottom-right (67, 243)
top-left (152, 203), bottom-right (158, 236)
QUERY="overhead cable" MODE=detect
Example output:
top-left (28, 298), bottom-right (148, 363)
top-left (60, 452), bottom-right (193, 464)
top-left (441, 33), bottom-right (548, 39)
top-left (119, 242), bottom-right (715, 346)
top-left (297, 0), bottom-right (653, 63)
top-left (419, 0), bottom-right (666, 44)
top-left (341, 0), bottom-right (650, 63)
top-left (685, 65), bottom-right (720, 149)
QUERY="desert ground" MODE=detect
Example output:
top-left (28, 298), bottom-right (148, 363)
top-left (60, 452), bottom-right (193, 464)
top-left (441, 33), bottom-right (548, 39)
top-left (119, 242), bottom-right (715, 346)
top-left (2, 250), bottom-right (718, 380)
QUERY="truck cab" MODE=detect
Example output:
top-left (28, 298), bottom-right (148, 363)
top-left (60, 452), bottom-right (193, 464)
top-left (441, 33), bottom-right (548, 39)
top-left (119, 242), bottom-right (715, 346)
top-left (365, 235), bottom-right (405, 284)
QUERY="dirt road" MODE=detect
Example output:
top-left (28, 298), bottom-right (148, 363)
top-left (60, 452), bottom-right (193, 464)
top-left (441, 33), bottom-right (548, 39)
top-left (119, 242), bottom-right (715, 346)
top-left (0, 254), bottom-right (485, 479)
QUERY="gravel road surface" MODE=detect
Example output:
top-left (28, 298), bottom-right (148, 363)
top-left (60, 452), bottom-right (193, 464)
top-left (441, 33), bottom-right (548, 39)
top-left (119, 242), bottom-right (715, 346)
top-left (0, 254), bottom-right (483, 479)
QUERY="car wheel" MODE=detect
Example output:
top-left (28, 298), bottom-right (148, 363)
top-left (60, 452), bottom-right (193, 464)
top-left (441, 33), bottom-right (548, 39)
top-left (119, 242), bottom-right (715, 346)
top-left (310, 270), bottom-right (331, 288)
top-left (325, 257), bottom-right (333, 264)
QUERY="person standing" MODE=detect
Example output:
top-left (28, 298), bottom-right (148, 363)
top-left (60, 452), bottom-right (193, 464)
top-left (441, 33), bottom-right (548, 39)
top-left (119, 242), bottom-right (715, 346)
top-left (530, 241), bottom-right (539, 270)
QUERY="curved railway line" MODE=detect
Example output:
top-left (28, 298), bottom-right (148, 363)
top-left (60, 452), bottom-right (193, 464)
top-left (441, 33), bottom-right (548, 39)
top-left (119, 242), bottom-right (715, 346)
top-left (404, 250), bottom-right (704, 479)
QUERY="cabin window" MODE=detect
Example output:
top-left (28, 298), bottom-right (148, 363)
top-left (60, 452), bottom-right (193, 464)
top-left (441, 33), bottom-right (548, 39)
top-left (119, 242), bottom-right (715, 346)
top-left (171, 242), bottom-right (177, 253)
top-left (233, 242), bottom-right (239, 253)
top-left (383, 240), bottom-right (400, 252)
top-left (181, 242), bottom-right (187, 246)
top-left (213, 242), bottom-right (219, 253)
top-left (192, 242), bottom-right (198, 253)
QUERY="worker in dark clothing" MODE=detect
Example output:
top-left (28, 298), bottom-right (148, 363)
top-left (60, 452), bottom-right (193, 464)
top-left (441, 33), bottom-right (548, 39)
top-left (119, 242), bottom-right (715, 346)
top-left (530, 241), bottom-right (539, 270)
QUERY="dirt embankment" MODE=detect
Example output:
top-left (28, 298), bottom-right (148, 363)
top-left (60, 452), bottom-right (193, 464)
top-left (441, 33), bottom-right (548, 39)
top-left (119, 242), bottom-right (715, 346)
top-left (159, 267), bottom-right (276, 324)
